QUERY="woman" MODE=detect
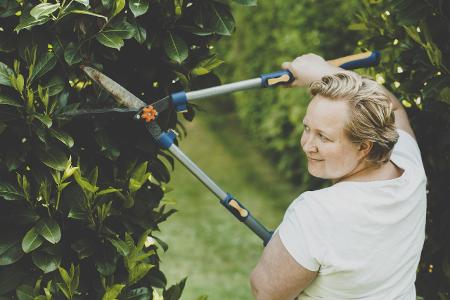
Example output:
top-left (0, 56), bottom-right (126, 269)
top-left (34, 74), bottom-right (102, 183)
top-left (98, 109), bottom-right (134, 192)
top-left (250, 54), bottom-right (427, 300)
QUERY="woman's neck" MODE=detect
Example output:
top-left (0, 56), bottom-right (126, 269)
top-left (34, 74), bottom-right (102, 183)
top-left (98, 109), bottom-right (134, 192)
top-left (333, 160), bottom-right (404, 184)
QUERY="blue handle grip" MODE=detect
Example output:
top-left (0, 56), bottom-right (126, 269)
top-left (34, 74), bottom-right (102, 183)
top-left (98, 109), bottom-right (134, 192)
top-left (261, 51), bottom-right (381, 88)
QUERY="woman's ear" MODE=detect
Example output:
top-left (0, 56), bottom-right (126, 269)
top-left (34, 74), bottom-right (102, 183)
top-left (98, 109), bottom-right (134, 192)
top-left (358, 140), bottom-right (373, 160)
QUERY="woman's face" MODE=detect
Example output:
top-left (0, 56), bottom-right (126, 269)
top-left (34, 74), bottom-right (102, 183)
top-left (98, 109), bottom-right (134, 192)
top-left (300, 95), bottom-right (364, 180)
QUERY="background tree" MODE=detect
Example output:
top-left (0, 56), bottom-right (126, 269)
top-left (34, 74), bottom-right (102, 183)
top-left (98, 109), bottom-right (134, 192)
top-left (217, 0), bottom-right (360, 190)
top-left (0, 0), bottom-right (249, 298)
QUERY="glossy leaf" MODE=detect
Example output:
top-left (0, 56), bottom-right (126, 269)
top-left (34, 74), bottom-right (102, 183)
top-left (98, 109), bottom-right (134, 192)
top-left (129, 0), bottom-right (149, 17)
top-left (64, 42), bottom-right (82, 66)
top-left (121, 287), bottom-right (151, 299)
top-left (0, 182), bottom-right (23, 201)
top-left (107, 238), bottom-right (130, 256)
top-left (206, 3), bottom-right (235, 35)
top-left (0, 94), bottom-right (22, 108)
top-left (96, 32), bottom-right (124, 50)
top-left (29, 52), bottom-right (57, 84)
top-left (22, 227), bottom-right (44, 253)
top-left (102, 284), bottom-right (125, 300)
top-left (113, 0), bottom-right (125, 17)
top-left (36, 218), bottom-right (61, 244)
top-left (74, 0), bottom-right (89, 6)
top-left (16, 284), bottom-right (35, 300)
top-left (0, 266), bottom-right (26, 295)
top-left (5, 208), bottom-right (40, 225)
top-left (0, 61), bottom-right (13, 87)
top-left (0, 242), bottom-right (23, 266)
top-left (232, 0), bottom-right (257, 5)
top-left (32, 250), bottom-right (61, 273)
top-left (44, 76), bottom-right (66, 96)
top-left (49, 128), bottom-right (74, 148)
top-left (37, 146), bottom-right (67, 171)
top-left (163, 33), bottom-right (188, 64)
top-left (30, 3), bottom-right (60, 20)
top-left (34, 114), bottom-right (52, 128)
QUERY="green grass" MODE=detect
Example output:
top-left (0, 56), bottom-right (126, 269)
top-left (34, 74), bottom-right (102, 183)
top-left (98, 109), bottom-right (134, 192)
top-left (157, 107), bottom-right (300, 299)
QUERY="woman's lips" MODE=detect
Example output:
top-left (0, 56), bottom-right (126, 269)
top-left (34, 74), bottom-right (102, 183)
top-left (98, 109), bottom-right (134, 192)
top-left (307, 157), bottom-right (324, 161)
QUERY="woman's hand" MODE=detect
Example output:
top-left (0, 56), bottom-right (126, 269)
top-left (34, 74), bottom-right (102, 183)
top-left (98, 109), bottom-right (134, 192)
top-left (282, 53), bottom-right (342, 88)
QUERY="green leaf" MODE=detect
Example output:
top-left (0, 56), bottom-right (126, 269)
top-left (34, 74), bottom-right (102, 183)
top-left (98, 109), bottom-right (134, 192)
top-left (107, 238), bottom-right (130, 256)
top-left (128, 263), bottom-right (153, 285)
top-left (113, 0), bottom-right (125, 17)
top-left (97, 187), bottom-right (121, 197)
top-left (36, 218), bottom-right (61, 244)
top-left (129, 161), bottom-right (148, 192)
top-left (163, 278), bottom-right (187, 300)
top-left (29, 52), bottom-right (57, 84)
top-left (74, 170), bottom-right (99, 193)
top-left (74, 0), bottom-right (89, 6)
top-left (232, 0), bottom-right (256, 5)
top-left (16, 284), bottom-right (35, 300)
top-left (121, 287), bottom-right (150, 299)
top-left (0, 182), bottom-right (24, 201)
top-left (163, 33), bottom-right (188, 64)
top-left (56, 283), bottom-right (70, 300)
top-left (0, 61), bottom-right (13, 87)
top-left (130, 18), bottom-right (147, 44)
top-left (37, 146), bottom-right (68, 171)
top-left (65, 9), bottom-right (108, 20)
top-left (129, 0), bottom-right (149, 17)
top-left (206, 2), bottom-right (234, 35)
top-left (64, 42), bottom-right (82, 66)
top-left (102, 284), bottom-right (125, 300)
top-left (0, 242), bottom-right (23, 266)
top-left (192, 56), bottom-right (224, 76)
top-left (14, 10), bottom-right (50, 33)
top-left (0, 94), bottom-right (22, 108)
top-left (68, 206), bottom-right (89, 220)
top-left (439, 87), bottom-right (450, 105)
top-left (96, 32), bottom-right (124, 50)
top-left (22, 227), bottom-right (44, 253)
top-left (34, 114), bottom-right (52, 128)
top-left (32, 250), bottom-right (61, 273)
top-left (30, 3), bottom-right (60, 20)
top-left (49, 128), bottom-right (74, 148)
top-left (102, 21), bottom-right (136, 39)
top-left (44, 76), bottom-right (66, 96)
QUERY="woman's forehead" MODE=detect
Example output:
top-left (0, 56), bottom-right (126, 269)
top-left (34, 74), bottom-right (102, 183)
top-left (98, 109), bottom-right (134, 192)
top-left (304, 96), bottom-right (349, 133)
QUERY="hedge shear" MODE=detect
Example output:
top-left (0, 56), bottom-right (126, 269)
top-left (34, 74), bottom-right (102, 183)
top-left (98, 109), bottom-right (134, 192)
top-left (74, 51), bottom-right (380, 245)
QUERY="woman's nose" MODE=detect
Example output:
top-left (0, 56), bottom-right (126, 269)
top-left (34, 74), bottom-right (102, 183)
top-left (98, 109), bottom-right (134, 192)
top-left (302, 135), bottom-right (318, 153)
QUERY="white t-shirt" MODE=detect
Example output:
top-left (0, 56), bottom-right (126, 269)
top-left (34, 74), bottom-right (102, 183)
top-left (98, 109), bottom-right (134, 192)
top-left (278, 129), bottom-right (427, 300)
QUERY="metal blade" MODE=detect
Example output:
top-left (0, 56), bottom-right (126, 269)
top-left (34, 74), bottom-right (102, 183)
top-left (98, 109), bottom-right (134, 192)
top-left (81, 66), bottom-right (146, 109)
top-left (61, 107), bottom-right (138, 117)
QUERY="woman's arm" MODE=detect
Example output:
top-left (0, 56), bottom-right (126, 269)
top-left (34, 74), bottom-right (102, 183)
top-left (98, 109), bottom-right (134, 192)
top-left (282, 53), bottom-right (416, 140)
top-left (250, 233), bottom-right (317, 300)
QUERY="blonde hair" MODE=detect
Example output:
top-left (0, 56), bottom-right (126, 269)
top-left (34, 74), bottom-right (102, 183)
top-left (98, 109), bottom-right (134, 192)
top-left (309, 72), bottom-right (399, 166)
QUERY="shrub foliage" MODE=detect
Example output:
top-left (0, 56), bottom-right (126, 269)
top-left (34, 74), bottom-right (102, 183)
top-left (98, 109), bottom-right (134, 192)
top-left (0, 0), bottom-right (248, 298)
top-left (354, 0), bottom-right (450, 299)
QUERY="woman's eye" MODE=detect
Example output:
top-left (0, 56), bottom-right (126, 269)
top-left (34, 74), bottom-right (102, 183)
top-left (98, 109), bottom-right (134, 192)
top-left (319, 134), bottom-right (328, 142)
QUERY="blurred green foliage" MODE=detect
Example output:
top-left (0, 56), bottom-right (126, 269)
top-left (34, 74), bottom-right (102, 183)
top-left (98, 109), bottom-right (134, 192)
top-left (355, 0), bottom-right (450, 299)
top-left (0, 0), bottom-right (248, 298)
top-left (218, 0), bottom-right (360, 189)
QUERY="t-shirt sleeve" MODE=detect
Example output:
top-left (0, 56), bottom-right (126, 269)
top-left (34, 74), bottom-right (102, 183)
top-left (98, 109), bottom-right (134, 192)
top-left (277, 194), bottom-right (326, 272)
top-left (390, 129), bottom-right (425, 172)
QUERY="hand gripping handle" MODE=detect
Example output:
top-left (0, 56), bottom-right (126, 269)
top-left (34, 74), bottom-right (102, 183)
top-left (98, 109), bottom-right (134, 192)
top-left (260, 50), bottom-right (380, 87)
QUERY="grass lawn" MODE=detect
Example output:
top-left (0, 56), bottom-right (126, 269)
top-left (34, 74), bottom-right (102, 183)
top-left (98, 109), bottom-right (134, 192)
top-left (157, 106), bottom-right (302, 299)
